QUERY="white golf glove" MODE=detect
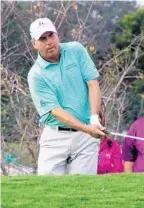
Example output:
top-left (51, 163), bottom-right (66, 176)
top-left (90, 114), bottom-right (103, 129)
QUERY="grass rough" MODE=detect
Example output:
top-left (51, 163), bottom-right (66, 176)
top-left (2, 174), bottom-right (144, 208)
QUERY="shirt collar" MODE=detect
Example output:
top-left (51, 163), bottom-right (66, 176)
top-left (36, 43), bottom-right (66, 69)
top-left (37, 53), bottom-right (50, 68)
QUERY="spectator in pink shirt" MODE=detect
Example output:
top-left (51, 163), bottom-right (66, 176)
top-left (98, 137), bottom-right (123, 174)
top-left (122, 117), bottom-right (144, 173)
top-left (97, 101), bottom-right (123, 174)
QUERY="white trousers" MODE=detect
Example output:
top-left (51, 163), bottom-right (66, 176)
top-left (38, 126), bottom-right (100, 175)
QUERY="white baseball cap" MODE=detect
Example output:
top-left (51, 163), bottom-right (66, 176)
top-left (30, 18), bottom-right (57, 40)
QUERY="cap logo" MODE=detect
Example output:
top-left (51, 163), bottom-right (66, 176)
top-left (39, 21), bottom-right (44, 26)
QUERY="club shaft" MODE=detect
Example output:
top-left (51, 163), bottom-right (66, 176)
top-left (109, 131), bottom-right (144, 141)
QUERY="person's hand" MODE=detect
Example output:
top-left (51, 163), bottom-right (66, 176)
top-left (90, 114), bottom-right (105, 130)
top-left (85, 124), bottom-right (106, 139)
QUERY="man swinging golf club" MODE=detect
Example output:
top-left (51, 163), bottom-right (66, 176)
top-left (28, 18), bottom-right (105, 175)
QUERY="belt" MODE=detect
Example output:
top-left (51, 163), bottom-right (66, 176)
top-left (58, 127), bottom-right (78, 132)
top-left (42, 124), bottom-right (78, 132)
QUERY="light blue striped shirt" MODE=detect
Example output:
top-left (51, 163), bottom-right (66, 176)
top-left (28, 42), bottom-right (100, 127)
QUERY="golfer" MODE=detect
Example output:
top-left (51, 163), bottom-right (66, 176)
top-left (28, 18), bottom-right (105, 175)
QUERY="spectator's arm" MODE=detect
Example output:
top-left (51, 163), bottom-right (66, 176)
top-left (123, 161), bottom-right (133, 173)
top-left (122, 127), bottom-right (137, 173)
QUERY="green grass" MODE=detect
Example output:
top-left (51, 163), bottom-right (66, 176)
top-left (2, 174), bottom-right (144, 208)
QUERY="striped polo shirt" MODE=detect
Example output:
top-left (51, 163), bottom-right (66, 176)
top-left (28, 41), bottom-right (100, 127)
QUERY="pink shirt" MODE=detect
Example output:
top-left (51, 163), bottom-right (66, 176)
top-left (122, 117), bottom-right (144, 172)
top-left (98, 138), bottom-right (123, 174)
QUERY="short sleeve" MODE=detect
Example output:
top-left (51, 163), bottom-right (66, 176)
top-left (76, 42), bottom-right (100, 82)
top-left (28, 74), bottom-right (60, 117)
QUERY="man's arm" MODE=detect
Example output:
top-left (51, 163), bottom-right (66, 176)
top-left (123, 161), bottom-right (133, 173)
top-left (28, 74), bottom-right (105, 138)
top-left (87, 79), bottom-right (101, 115)
top-left (51, 107), bottom-right (105, 138)
top-left (87, 79), bottom-right (104, 129)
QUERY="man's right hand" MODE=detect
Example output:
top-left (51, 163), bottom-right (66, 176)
top-left (51, 107), bottom-right (106, 138)
top-left (84, 124), bottom-right (106, 139)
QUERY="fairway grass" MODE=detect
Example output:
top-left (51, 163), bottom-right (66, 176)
top-left (2, 174), bottom-right (144, 208)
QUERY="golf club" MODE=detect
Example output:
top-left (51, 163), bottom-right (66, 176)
top-left (104, 130), bottom-right (144, 141)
